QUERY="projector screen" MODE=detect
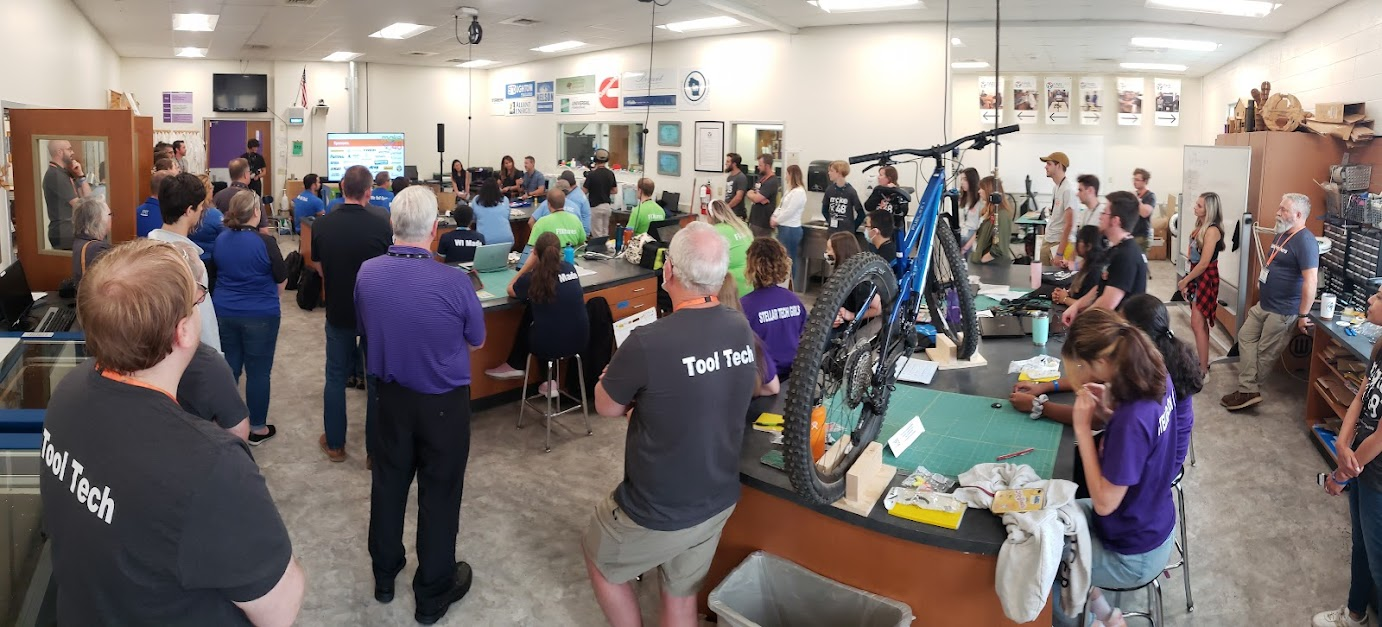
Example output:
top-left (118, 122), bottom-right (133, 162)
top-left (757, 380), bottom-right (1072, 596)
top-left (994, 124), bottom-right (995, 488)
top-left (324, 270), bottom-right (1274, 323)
top-left (326, 132), bottom-right (406, 182)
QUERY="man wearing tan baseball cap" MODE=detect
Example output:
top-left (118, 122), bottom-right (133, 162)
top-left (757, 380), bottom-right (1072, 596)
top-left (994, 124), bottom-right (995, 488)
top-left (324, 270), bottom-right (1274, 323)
top-left (1039, 152), bottom-right (1078, 265)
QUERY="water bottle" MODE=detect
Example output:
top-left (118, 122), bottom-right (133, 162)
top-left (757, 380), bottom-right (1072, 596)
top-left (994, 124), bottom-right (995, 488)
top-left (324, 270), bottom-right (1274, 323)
top-left (946, 290), bottom-right (960, 325)
top-left (564, 245), bottom-right (576, 264)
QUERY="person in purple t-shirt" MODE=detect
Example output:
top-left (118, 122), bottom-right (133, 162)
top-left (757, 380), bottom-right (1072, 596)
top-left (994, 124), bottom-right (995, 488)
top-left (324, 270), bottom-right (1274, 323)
top-left (1051, 308), bottom-right (1181, 627)
top-left (740, 238), bottom-right (806, 382)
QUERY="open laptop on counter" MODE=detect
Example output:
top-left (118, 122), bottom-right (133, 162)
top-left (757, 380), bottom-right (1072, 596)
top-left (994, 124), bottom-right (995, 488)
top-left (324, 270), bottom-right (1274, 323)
top-left (0, 260), bottom-right (77, 334)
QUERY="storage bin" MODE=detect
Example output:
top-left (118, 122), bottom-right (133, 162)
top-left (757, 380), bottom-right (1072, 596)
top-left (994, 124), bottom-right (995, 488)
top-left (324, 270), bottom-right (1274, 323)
top-left (707, 551), bottom-right (914, 627)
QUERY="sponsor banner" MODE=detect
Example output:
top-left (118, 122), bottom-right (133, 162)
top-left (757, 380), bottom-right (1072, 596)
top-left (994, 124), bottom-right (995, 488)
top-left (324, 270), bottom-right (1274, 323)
top-left (1117, 77), bottom-right (1144, 126)
top-left (506, 81), bottom-right (535, 100)
top-left (536, 81), bottom-right (554, 114)
top-left (1079, 77), bottom-right (1103, 125)
top-left (1045, 77), bottom-right (1071, 125)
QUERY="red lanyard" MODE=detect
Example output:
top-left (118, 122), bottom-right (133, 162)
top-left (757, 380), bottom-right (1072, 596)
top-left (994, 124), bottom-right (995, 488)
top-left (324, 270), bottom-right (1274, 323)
top-left (673, 296), bottom-right (719, 312)
top-left (100, 369), bottom-right (177, 404)
top-left (1265, 228), bottom-right (1302, 268)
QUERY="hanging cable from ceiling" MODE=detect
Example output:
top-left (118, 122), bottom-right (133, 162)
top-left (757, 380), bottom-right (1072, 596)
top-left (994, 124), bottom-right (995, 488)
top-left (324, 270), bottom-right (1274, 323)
top-left (638, 0), bottom-right (665, 169)
top-left (453, 11), bottom-right (482, 169)
top-left (993, 0), bottom-right (1001, 172)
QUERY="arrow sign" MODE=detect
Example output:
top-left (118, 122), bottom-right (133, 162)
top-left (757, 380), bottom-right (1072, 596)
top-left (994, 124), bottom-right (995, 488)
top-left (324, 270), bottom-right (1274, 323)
top-left (1120, 113), bottom-right (1141, 126)
top-left (1156, 112), bottom-right (1179, 127)
top-left (1050, 112), bottom-right (1058, 122)
top-left (1017, 111), bottom-right (1035, 121)
top-left (982, 110), bottom-right (997, 122)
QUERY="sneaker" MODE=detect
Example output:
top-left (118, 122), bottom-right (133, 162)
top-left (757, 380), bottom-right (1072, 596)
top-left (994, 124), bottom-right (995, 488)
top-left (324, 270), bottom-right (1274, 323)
top-left (1220, 391), bottom-right (1262, 411)
top-left (415, 561), bottom-right (473, 625)
top-left (375, 576), bottom-right (395, 604)
top-left (355, 377), bottom-right (367, 390)
top-left (346, 375), bottom-right (360, 389)
top-left (485, 364), bottom-right (525, 380)
top-left (319, 434), bottom-right (347, 463)
top-left (537, 381), bottom-right (560, 398)
top-left (1314, 606), bottom-right (1368, 627)
top-left (248, 425), bottom-right (277, 446)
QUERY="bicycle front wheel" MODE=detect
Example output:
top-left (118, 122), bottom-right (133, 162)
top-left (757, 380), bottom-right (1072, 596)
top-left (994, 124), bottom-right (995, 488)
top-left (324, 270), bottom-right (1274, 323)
top-left (924, 223), bottom-right (980, 359)
top-left (783, 252), bottom-right (899, 505)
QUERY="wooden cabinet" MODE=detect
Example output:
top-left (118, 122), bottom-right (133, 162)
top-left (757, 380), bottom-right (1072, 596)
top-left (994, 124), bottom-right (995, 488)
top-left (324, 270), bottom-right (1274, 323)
top-left (1303, 313), bottom-right (1375, 467)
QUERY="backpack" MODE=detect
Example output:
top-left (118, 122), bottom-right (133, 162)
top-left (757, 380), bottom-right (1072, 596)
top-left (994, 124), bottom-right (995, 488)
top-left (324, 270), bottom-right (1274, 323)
top-left (621, 233), bottom-right (656, 265)
top-left (296, 267), bottom-right (321, 310)
top-left (284, 251), bottom-right (304, 291)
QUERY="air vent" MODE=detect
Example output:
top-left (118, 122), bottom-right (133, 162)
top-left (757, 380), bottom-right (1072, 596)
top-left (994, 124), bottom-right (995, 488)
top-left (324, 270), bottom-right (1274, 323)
top-left (283, 0), bottom-right (321, 6)
top-left (499, 17), bottom-right (540, 26)
top-left (403, 51), bottom-right (437, 57)
top-left (445, 58), bottom-right (465, 63)
top-left (244, 44), bottom-right (271, 51)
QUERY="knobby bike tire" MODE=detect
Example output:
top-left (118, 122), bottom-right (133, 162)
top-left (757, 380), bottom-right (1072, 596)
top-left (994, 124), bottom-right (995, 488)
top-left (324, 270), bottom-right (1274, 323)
top-left (783, 252), bottom-right (899, 505)
top-left (924, 223), bottom-right (981, 359)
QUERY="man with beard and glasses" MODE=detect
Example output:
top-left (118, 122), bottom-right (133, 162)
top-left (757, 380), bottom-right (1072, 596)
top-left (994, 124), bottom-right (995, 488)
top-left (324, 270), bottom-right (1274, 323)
top-left (149, 172), bottom-right (222, 352)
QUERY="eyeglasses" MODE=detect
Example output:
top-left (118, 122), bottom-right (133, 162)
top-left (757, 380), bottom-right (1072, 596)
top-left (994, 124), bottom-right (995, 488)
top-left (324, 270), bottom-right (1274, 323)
top-left (194, 283), bottom-right (208, 306)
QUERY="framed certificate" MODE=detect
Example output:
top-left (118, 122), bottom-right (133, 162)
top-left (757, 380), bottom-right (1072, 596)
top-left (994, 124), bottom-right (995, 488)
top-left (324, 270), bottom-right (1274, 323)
top-left (693, 121), bottom-right (724, 173)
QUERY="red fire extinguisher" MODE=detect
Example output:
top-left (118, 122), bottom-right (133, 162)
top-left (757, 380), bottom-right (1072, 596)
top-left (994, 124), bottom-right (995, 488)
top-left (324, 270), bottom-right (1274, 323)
top-left (700, 181), bottom-right (712, 214)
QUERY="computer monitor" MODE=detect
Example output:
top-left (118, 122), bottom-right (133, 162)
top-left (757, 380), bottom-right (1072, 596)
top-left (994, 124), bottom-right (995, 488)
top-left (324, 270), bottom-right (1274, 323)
top-left (649, 218), bottom-right (682, 243)
top-left (0, 260), bottom-right (36, 330)
top-left (404, 165), bottom-right (419, 182)
top-left (622, 185), bottom-right (638, 208)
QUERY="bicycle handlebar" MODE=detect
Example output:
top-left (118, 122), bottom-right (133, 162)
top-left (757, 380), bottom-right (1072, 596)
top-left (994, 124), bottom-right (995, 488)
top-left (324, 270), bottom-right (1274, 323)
top-left (848, 125), bottom-right (1020, 165)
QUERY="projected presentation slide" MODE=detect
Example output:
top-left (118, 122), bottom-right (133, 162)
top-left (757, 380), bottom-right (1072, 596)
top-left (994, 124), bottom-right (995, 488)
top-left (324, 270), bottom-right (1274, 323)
top-left (326, 132), bottom-right (406, 181)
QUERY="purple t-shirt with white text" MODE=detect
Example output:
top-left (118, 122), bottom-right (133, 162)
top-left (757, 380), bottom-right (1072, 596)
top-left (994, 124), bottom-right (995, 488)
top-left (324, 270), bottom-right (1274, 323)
top-left (739, 286), bottom-right (806, 381)
top-left (1095, 376), bottom-right (1178, 555)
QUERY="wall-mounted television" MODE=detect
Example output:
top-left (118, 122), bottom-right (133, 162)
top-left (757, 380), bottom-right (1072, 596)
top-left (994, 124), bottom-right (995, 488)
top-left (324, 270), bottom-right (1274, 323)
top-left (326, 133), bottom-right (406, 182)
top-left (212, 74), bottom-right (268, 112)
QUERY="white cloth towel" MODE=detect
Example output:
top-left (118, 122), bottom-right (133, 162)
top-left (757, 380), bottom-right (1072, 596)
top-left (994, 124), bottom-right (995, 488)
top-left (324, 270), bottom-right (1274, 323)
top-left (954, 463), bottom-right (1091, 623)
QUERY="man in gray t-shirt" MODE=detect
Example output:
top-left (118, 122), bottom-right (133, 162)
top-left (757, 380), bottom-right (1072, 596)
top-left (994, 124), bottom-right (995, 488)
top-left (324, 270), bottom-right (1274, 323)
top-left (584, 222), bottom-right (777, 626)
top-left (724, 153), bottom-right (750, 219)
top-left (1223, 193), bottom-right (1319, 411)
top-left (520, 156), bottom-right (547, 201)
top-left (746, 154), bottom-right (781, 237)
top-left (43, 140), bottom-right (89, 250)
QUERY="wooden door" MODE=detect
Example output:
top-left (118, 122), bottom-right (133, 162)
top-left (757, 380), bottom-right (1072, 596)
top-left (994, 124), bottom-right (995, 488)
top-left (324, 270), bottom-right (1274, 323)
top-left (609, 125), bottom-right (630, 170)
top-left (10, 109), bottom-right (137, 290)
top-left (129, 116), bottom-right (152, 243)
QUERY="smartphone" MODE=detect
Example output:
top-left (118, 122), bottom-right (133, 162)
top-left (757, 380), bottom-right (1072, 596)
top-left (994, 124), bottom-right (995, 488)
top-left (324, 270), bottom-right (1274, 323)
top-left (991, 488), bottom-right (1045, 513)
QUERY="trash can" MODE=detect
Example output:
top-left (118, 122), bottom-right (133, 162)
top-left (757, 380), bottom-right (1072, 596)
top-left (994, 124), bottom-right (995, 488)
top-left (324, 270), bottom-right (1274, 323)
top-left (707, 551), bottom-right (914, 627)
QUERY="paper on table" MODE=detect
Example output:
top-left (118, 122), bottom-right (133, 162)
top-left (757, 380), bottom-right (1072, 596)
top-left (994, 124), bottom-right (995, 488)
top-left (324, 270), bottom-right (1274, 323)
top-left (978, 283), bottom-right (1010, 297)
top-left (31, 292), bottom-right (46, 302)
top-left (893, 357), bottom-right (939, 384)
top-left (977, 310), bottom-right (995, 318)
top-left (573, 265), bottom-right (597, 277)
top-left (613, 307), bottom-right (658, 346)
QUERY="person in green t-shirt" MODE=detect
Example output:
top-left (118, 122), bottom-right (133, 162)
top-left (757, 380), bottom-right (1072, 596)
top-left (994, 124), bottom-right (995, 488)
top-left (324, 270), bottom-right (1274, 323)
top-left (705, 199), bottom-right (753, 297)
top-left (628, 177), bottom-right (665, 236)
top-left (528, 189), bottom-right (587, 249)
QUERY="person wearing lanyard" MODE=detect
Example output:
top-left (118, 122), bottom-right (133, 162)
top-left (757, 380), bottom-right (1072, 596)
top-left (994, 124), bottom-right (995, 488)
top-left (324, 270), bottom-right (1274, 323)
top-left (356, 187), bottom-right (485, 624)
top-left (38, 240), bottom-right (304, 625)
top-left (1062, 192), bottom-right (1148, 327)
top-left (585, 222), bottom-right (778, 627)
top-left (43, 139), bottom-right (91, 250)
top-left (1222, 193), bottom-right (1319, 411)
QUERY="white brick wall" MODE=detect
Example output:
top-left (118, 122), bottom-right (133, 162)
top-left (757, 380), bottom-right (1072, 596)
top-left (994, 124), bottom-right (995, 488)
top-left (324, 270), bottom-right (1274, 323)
top-left (1200, 0), bottom-right (1382, 141)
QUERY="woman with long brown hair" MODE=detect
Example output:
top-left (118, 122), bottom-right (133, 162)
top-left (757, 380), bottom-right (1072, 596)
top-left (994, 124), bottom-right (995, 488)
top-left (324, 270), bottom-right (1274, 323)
top-left (826, 231), bottom-right (880, 328)
top-left (450, 159), bottom-right (471, 201)
top-left (957, 167), bottom-right (982, 254)
top-left (772, 164), bottom-right (807, 287)
top-left (1051, 308), bottom-right (1181, 627)
top-left (968, 175), bottom-right (1015, 264)
top-left (1176, 192), bottom-right (1224, 374)
top-left (704, 199), bottom-right (753, 297)
top-left (485, 232), bottom-right (589, 394)
top-left (498, 155), bottom-right (521, 198)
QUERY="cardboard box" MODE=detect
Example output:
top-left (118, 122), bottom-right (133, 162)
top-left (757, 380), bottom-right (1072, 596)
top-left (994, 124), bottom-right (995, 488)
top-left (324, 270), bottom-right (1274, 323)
top-left (1147, 237), bottom-right (1168, 261)
top-left (1316, 102), bottom-right (1367, 124)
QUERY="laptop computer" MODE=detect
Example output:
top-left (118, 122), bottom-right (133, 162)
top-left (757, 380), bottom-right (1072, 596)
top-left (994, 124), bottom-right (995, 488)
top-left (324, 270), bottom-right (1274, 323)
top-left (650, 219), bottom-right (682, 243)
top-left (979, 315), bottom-right (1026, 338)
top-left (469, 243), bottom-right (512, 273)
top-left (0, 260), bottom-right (74, 333)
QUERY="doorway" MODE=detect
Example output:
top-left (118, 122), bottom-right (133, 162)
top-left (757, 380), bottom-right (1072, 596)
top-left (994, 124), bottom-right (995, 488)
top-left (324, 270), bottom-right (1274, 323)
top-left (205, 119), bottom-right (272, 197)
top-left (731, 123), bottom-right (783, 176)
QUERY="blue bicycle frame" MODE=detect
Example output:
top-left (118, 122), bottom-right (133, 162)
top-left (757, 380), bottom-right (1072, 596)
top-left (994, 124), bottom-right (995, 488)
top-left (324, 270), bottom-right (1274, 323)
top-left (887, 165), bottom-right (948, 326)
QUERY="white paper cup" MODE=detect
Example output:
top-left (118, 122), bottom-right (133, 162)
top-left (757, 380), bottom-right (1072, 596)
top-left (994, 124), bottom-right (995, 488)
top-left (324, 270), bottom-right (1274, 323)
top-left (1322, 293), bottom-right (1337, 319)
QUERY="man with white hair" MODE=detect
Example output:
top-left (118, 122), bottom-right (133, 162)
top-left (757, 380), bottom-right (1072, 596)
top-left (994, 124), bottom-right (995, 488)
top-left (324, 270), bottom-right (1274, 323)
top-left (584, 221), bottom-right (779, 627)
top-left (43, 139), bottom-right (91, 249)
top-left (1223, 193), bottom-right (1319, 411)
top-left (355, 186), bottom-right (485, 624)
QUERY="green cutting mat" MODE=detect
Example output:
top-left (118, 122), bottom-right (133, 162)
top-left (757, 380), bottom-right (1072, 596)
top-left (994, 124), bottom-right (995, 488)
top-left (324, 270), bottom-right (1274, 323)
top-left (474, 268), bottom-right (519, 301)
top-left (877, 386), bottom-right (1062, 479)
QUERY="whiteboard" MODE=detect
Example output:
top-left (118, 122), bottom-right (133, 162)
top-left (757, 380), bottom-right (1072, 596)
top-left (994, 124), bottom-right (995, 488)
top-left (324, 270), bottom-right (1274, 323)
top-left (962, 133), bottom-right (1106, 200)
top-left (1180, 146), bottom-right (1252, 316)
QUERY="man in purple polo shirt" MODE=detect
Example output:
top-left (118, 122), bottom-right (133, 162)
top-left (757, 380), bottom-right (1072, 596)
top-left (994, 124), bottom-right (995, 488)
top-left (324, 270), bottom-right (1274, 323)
top-left (355, 186), bottom-right (485, 625)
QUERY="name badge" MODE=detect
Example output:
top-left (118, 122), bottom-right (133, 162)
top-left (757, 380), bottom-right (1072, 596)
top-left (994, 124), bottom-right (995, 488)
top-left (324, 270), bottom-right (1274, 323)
top-left (1259, 268), bottom-right (1269, 284)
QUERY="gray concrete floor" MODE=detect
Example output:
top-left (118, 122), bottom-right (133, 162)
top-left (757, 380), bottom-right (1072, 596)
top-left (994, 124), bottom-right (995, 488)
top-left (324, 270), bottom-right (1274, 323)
top-left (256, 237), bottom-right (1346, 626)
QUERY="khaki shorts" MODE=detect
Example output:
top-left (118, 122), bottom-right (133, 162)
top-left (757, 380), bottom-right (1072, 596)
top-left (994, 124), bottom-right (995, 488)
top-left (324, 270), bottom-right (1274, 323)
top-left (582, 492), bottom-right (735, 597)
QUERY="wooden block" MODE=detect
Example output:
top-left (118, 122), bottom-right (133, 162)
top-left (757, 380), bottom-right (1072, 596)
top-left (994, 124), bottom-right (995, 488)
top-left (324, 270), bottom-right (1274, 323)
top-left (816, 434), bottom-right (852, 475)
top-left (834, 443), bottom-right (897, 517)
top-left (925, 334), bottom-right (957, 365)
top-left (931, 351), bottom-right (988, 371)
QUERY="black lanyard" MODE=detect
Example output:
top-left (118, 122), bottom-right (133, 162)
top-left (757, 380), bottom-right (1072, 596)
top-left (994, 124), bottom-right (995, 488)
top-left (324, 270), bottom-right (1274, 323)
top-left (387, 250), bottom-right (431, 259)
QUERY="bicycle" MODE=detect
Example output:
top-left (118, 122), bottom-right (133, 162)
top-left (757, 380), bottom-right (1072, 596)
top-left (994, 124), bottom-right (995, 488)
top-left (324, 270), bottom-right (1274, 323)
top-left (782, 125), bottom-right (1020, 505)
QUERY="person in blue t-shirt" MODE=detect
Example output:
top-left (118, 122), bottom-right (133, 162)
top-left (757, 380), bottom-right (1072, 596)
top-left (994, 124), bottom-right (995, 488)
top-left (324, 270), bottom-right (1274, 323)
top-left (136, 171), bottom-right (169, 237)
top-left (293, 173), bottom-right (327, 233)
top-left (436, 203), bottom-right (487, 264)
top-left (472, 178), bottom-right (514, 245)
top-left (369, 171), bottom-right (395, 211)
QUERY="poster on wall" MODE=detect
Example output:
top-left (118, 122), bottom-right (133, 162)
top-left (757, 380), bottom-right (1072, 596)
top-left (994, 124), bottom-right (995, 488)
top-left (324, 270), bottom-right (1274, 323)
top-left (556, 75), bottom-right (597, 95)
top-left (597, 75), bottom-right (621, 111)
top-left (1044, 78), bottom-right (1071, 125)
top-left (1011, 77), bottom-right (1039, 124)
top-left (503, 81), bottom-right (537, 116)
top-left (558, 94), bottom-right (596, 114)
top-left (536, 81), bottom-right (554, 114)
top-left (693, 121), bottom-right (725, 173)
top-left (162, 92), bottom-right (193, 124)
top-left (490, 85), bottom-right (508, 116)
top-left (1154, 77), bottom-right (1181, 127)
top-left (622, 68), bottom-right (678, 109)
top-left (979, 76), bottom-right (1002, 123)
top-left (1117, 77), bottom-right (1144, 126)
top-left (682, 70), bottom-right (710, 111)
top-left (1079, 77), bottom-right (1103, 125)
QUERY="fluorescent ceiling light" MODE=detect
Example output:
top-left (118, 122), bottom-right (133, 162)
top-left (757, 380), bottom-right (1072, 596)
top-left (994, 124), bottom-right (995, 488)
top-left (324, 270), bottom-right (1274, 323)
top-left (951, 61), bottom-right (990, 69)
top-left (951, 37), bottom-right (964, 46)
top-left (1130, 37), bottom-right (1219, 51)
top-left (457, 59), bottom-right (496, 68)
top-left (369, 22), bottom-right (435, 40)
top-left (322, 51), bottom-right (362, 62)
top-left (172, 13), bottom-right (218, 32)
top-left (1120, 62), bottom-right (1188, 71)
top-left (1144, 0), bottom-right (1279, 18)
top-left (810, 0), bottom-right (922, 13)
top-left (531, 40), bottom-right (586, 53)
top-left (657, 16), bottom-right (742, 33)
top-left (175, 47), bottom-right (207, 58)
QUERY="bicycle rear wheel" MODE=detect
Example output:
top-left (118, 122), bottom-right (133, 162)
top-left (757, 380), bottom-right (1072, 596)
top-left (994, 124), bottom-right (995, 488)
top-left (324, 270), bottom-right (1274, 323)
top-left (923, 223), bottom-right (980, 359)
top-left (783, 253), bottom-right (900, 505)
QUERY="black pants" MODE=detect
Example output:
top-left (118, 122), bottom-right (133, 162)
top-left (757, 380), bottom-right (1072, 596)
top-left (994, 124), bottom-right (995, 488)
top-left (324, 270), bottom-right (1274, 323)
top-left (368, 381), bottom-right (472, 607)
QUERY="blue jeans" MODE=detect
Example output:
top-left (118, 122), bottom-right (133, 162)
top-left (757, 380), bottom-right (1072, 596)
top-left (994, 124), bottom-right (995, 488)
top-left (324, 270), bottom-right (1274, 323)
top-left (324, 322), bottom-right (377, 454)
top-left (219, 316), bottom-right (281, 429)
top-left (1348, 480), bottom-right (1382, 616)
top-left (776, 226), bottom-right (804, 287)
top-left (1052, 499), bottom-right (1177, 627)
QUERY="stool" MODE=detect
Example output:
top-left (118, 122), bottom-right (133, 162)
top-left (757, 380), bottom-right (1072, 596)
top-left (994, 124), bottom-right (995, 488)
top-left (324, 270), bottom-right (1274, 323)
top-left (516, 353), bottom-right (592, 452)
top-left (1189, 431), bottom-right (1197, 466)
top-left (1079, 577), bottom-right (1164, 626)
top-left (1164, 466), bottom-right (1193, 613)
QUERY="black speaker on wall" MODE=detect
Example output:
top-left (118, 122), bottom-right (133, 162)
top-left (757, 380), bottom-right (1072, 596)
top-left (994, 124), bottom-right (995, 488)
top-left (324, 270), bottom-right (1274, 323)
top-left (436, 123), bottom-right (445, 153)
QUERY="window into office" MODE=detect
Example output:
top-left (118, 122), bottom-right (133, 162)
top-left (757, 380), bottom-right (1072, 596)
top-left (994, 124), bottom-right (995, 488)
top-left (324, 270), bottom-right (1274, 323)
top-left (558, 123), bottom-right (644, 172)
